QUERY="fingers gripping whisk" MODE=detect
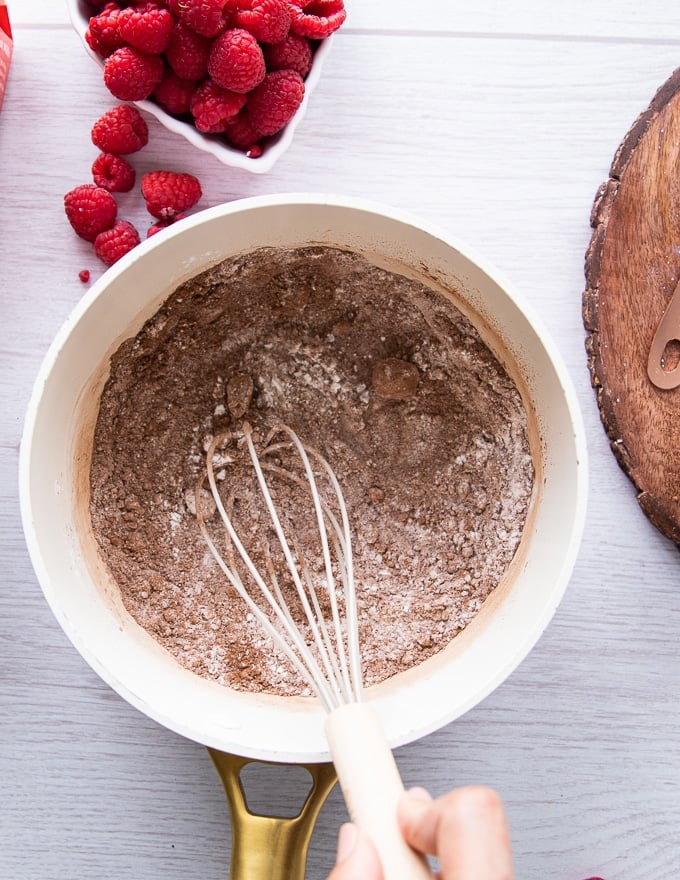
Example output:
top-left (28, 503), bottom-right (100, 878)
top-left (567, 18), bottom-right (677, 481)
top-left (195, 422), bottom-right (363, 713)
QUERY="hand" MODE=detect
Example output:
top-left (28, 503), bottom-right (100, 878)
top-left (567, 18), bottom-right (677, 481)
top-left (326, 786), bottom-right (513, 880)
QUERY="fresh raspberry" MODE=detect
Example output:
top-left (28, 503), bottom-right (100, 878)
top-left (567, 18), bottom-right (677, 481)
top-left (177, 0), bottom-right (232, 38)
top-left (190, 79), bottom-right (247, 132)
top-left (223, 107), bottom-right (261, 150)
top-left (86, 3), bottom-right (126, 57)
top-left (91, 104), bottom-right (149, 154)
top-left (153, 70), bottom-right (196, 115)
top-left (117, 3), bottom-right (174, 54)
top-left (78, 269), bottom-right (91, 283)
top-left (246, 68), bottom-right (304, 136)
top-left (141, 170), bottom-right (202, 219)
top-left (262, 31), bottom-right (311, 76)
top-left (165, 20), bottom-right (212, 80)
top-left (288, 0), bottom-right (345, 39)
top-left (94, 220), bottom-right (141, 265)
top-left (235, 0), bottom-right (291, 44)
top-left (103, 46), bottom-right (165, 100)
top-left (92, 152), bottom-right (136, 192)
top-left (64, 184), bottom-right (118, 242)
top-left (147, 213), bottom-right (187, 237)
top-left (208, 28), bottom-right (266, 93)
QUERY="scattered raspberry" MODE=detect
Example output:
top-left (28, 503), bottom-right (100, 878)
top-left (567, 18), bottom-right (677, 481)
top-left (141, 170), bottom-right (202, 219)
top-left (147, 213), bottom-right (187, 237)
top-left (64, 184), bottom-right (118, 242)
top-left (153, 70), bottom-right (196, 115)
top-left (247, 68), bottom-right (304, 135)
top-left (103, 46), bottom-right (165, 100)
top-left (86, 3), bottom-right (126, 57)
top-left (165, 20), bottom-right (212, 80)
top-left (91, 105), bottom-right (149, 154)
top-left (190, 79), bottom-right (247, 132)
top-left (178, 0), bottom-right (232, 38)
top-left (235, 0), bottom-right (291, 44)
top-left (118, 4), bottom-right (174, 54)
top-left (223, 107), bottom-right (261, 149)
top-left (94, 219), bottom-right (141, 265)
top-left (78, 269), bottom-right (91, 283)
top-left (289, 0), bottom-right (345, 39)
top-left (208, 28), bottom-right (266, 93)
top-left (262, 31), bottom-right (311, 76)
top-left (92, 152), bottom-right (136, 192)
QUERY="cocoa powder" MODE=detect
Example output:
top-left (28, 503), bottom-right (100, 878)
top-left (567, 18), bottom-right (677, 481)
top-left (89, 246), bottom-right (534, 696)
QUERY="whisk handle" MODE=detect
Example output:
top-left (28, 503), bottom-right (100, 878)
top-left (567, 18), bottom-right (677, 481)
top-left (325, 702), bottom-right (433, 880)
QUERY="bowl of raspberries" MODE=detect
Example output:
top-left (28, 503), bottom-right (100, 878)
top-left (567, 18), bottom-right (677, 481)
top-left (67, 0), bottom-right (346, 171)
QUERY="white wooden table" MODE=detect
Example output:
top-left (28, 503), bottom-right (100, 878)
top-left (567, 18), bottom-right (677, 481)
top-left (2, 3), bottom-right (680, 878)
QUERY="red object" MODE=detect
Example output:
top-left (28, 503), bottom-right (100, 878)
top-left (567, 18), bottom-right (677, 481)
top-left (288, 0), bottom-right (345, 39)
top-left (189, 79), bottom-right (247, 132)
top-left (86, 3), bottom-right (126, 57)
top-left (165, 20), bottom-right (212, 80)
top-left (223, 107), bottom-right (261, 149)
top-left (208, 28), bottom-right (266, 93)
top-left (179, 0), bottom-right (232, 38)
top-left (263, 32), bottom-right (312, 77)
top-left (247, 68), bottom-right (304, 136)
top-left (92, 152), bottom-right (136, 193)
top-left (118, 5), bottom-right (174, 55)
top-left (103, 46), bottom-right (164, 101)
top-left (235, 0), bottom-right (291, 44)
top-left (64, 184), bottom-right (118, 242)
top-left (94, 220), bottom-right (141, 265)
top-left (91, 104), bottom-right (149, 154)
top-left (153, 70), bottom-right (196, 115)
top-left (141, 170), bottom-right (202, 220)
top-left (0, 1), bottom-right (13, 111)
top-left (78, 269), bottom-right (91, 283)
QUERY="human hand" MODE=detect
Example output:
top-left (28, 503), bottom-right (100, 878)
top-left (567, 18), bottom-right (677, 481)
top-left (326, 785), bottom-right (513, 880)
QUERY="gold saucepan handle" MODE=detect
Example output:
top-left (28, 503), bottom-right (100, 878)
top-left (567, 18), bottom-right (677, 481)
top-left (208, 749), bottom-right (337, 880)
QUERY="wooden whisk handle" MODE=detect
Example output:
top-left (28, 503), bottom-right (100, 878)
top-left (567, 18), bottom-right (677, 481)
top-left (325, 702), bottom-right (433, 880)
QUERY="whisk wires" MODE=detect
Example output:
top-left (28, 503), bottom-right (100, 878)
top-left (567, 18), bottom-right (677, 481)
top-left (196, 423), bottom-right (363, 713)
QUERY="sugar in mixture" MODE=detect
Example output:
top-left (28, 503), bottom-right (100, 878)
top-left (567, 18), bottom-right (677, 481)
top-left (89, 246), bottom-right (534, 695)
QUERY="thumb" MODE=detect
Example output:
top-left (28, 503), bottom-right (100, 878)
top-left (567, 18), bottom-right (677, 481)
top-left (327, 823), bottom-right (384, 880)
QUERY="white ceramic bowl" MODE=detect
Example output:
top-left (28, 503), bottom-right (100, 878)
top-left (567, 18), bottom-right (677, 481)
top-left (66, 0), bottom-right (333, 173)
top-left (20, 194), bottom-right (588, 762)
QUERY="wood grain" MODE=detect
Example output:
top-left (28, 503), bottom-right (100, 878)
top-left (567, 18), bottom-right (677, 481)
top-left (584, 68), bottom-right (680, 545)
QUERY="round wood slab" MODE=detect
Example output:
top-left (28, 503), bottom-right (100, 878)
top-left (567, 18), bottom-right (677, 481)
top-left (584, 68), bottom-right (680, 547)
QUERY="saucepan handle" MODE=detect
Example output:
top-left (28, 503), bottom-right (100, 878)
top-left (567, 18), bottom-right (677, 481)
top-left (208, 749), bottom-right (337, 880)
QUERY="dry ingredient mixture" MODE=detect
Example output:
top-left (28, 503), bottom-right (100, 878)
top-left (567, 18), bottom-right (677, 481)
top-left (89, 246), bottom-right (534, 695)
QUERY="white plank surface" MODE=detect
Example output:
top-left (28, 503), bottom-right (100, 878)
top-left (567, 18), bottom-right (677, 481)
top-left (2, 2), bottom-right (680, 879)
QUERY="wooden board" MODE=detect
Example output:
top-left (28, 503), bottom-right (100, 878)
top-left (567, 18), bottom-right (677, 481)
top-left (584, 69), bottom-right (680, 547)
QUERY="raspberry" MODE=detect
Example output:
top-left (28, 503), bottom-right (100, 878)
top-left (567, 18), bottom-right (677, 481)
top-left (288, 0), bottom-right (345, 39)
top-left (64, 184), bottom-right (118, 242)
top-left (246, 68), bottom-right (304, 136)
top-left (223, 107), bottom-right (261, 150)
top-left (91, 104), bottom-right (149, 154)
top-left (262, 31), bottom-right (311, 77)
top-left (235, 0), bottom-right (291, 44)
top-left (141, 170), bottom-right (202, 220)
top-left (178, 0), bottom-right (232, 38)
top-left (117, 4), bottom-right (174, 54)
top-left (153, 70), bottom-right (196, 115)
top-left (94, 220), bottom-right (141, 265)
top-left (103, 46), bottom-right (165, 100)
top-left (79, 269), bottom-right (91, 283)
top-left (165, 20), bottom-right (212, 80)
top-left (147, 213), bottom-right (187, 237)
top-left (86, 3), bottom-right (126, 57)
top-left (208, 28), bottom-right (266, 93)
top-left (92, 152), bottom-right (136, 192)
top-left (190, 79), bottom-right (247, 132)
